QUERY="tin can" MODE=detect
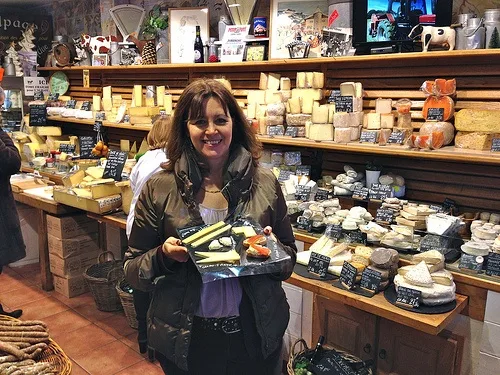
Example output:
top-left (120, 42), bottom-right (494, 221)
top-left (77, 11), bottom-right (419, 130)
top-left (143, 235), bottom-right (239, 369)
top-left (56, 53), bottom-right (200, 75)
top-left (253, 17), bottom-right (267, 37)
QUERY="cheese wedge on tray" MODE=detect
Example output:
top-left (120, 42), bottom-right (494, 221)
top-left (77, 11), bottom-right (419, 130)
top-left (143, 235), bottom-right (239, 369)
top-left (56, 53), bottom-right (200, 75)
top-left (182, 221), bottom-right (228, 246)
top-left (195, 250), bottom-right (240, 264)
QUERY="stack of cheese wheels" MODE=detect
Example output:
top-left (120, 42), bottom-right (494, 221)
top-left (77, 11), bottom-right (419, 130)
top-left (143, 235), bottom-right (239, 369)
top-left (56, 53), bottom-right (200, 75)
top-left (395, 250), bottom-right (456, 306)
top-left (369, 247), bottom-right (399, 291)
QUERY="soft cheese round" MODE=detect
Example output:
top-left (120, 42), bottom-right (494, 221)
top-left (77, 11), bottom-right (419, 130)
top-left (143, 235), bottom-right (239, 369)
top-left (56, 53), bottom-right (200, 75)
top-left (394, 274), bottom-right (456, 304)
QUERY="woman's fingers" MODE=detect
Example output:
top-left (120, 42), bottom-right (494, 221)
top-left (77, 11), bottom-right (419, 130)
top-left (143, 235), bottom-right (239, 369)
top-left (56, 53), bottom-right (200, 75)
top-left (263, 226), bottom-right (273, 235)
top-left (162, 237), bottom-right (189, 262)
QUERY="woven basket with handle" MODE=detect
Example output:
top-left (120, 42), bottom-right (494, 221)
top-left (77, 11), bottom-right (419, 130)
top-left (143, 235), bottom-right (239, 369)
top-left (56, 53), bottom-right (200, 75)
top-left (116, 279), bottom-right (138, 329)
top-left (0, 314), bottom-right (72, 375)
top-left (84, 251), bottom-right (124, 312)
top-left (287, 339), bottom-right (373, 375)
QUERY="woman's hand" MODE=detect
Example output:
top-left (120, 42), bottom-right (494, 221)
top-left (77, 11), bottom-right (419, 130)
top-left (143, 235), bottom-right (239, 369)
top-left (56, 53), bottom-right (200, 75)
top-left (162, 237), bottom-right (189, 262)
top-left (263, 226), bottom-right (273, 235)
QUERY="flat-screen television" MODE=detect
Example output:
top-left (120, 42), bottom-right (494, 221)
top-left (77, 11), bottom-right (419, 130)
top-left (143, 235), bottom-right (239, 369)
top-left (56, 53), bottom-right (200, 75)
top-left (352, 0), bottom-right (453, 55)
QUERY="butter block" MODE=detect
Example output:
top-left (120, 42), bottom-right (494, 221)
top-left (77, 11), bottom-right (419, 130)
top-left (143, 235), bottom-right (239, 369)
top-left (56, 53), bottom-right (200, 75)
top-left (367, 112), bottom-right (381, 130)
top-left (375, 98), bottom-right (393, 114)
top-left (93, 95), bottom-right (101, 111)
top-left (380, 113), bottom-right (395, 129)
top-left (309, 123), bottom-right (333, 141)
top-left (455, 109), bottom-right (500, 132)
top-left (312, 105), bottom-right (329, 124)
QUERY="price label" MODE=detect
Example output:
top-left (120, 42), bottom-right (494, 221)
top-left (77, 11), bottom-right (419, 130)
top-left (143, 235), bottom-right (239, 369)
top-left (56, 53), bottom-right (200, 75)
top-left (95, 112), bottom-right (106, 120)
top-left (426, 107), bottom-right (444, 121)
top-left (284, 126), bottom-right (299, 137)
top-left (486, 252), bottom-right (500, 277)
top-left (295, 185), bottom-right (312, 201)
top-left (340, 261), bottom-right (357, 290)
top-left (491, 138), bottom-right (500, 152)
top-left (376, 208), bottom-right (394, 224)
top-left (342, 229), bottom-right (367, 245)
top-left (396, 286), bottom-right (422, 308)
top-left (314, 188), bottom-right (330, 201)
top-left (80, 101), bottom-right (92, 111)
top-left (329, 224), bottom-right (343, 239)
top-left (296, 165), bottom-right (311, 176)
top-left (307, 252), bottom-right (331, 278)
top-left (65, 99), bottom-right (76, 109)
top-left (327, 89), bottom-right (341, 104)
top-left (93, 120), bottom-right (103, 132)
top-left (459, 253), bottom-right (484, 272)
top-left (34, 90), bottom-right (44, 100)
top-left (369, 183), bottom-right (392, 201)
top-left (277, 169), bottom-right (293, 182)
top-left (360, 268), bottom-right (382, 293)
top-left (267, 126), bottom-right (284, 136)
top-left (352, 186), bottom-right (369, 200)
top-left (102, 150), bottom-right (128, 181)
top-left (387, 131), bottom-right (405, 144)
top-left (79, 135), bottom-right (95, 159)
top-left (334, 96), bottom-right (353, 113)
top-left (296, 216), bottom-right (312, 232)
top-left (29, 104), bottom-right (47, 126)
top-left (429, 204), bottom-right (444, 213)
top-left (59, 144), bottom-right (76, 153)
top-left (442, 197), bottom-right (457, 213)
top-left (47, 93), bottom-right (59, 101)
top-left (359, 131), bottom-right (377, 143)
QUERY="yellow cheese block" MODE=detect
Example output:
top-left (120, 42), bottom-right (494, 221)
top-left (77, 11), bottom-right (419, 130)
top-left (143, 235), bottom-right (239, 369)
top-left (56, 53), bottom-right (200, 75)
top-left (72, 188), bottom-right (93, 199)
top-left (157, 86), bottom-right (165, 107)
top-left (129, 107), bottom-right (150, 117)
top-left (164, 94), bottom-right (173, 115)
top-left (28, 133), bottom-right (45, 144)
top-left (183, 221), bottom-right (226, 245)
top-left (112, 95), bottom-right (122, 107)
top-left (93, 95), bottom-right (101, 111)
top-left (62, 169), bottom-right (85, 188)
top-left (455, 109), bottom-right (500, 132)
top-left (103, 86), bottom-right (112, 99)
top-left (33, 126), bottom-right (62, 136)
top-left (232, 226), bottom-right (257, 238)
top-left (90, 183), bottom-right (121, 199)
top-left (85, 166), bottom-right (104, 179)
top-left (191, 224), bottom-right (232, 248)
top-left (102, 98), bottom-right (112, 111)
top-left (455, 131), bottom-right (499, 150)
top-left (133, 85), bottom-right (143, 107)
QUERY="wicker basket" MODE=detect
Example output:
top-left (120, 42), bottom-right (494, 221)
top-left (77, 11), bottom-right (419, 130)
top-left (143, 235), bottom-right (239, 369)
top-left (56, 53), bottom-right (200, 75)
top-left (83, 251), bottom-right (124, 312)
top-left (0, 315), bottom-right (72, 375)
top-left (116, 279), bottom-right (138, 329)
top-left (287, 339), bottom-right (373, 375)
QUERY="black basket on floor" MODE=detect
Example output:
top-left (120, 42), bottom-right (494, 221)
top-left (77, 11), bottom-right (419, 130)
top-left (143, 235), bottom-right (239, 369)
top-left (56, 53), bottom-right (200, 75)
top-left (84, 251), bottom-right (124, 312)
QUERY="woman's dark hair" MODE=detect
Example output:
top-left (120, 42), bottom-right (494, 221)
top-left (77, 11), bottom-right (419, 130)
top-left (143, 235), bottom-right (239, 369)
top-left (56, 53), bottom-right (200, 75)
top-left (163, 78), bottom-right (261, 171)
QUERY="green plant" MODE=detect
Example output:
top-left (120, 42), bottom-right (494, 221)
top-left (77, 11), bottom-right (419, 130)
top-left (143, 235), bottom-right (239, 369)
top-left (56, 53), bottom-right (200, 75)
top-left (366, 161), bottom-right (382, 171)
top-left (141, 5), bottom-right (168, 39)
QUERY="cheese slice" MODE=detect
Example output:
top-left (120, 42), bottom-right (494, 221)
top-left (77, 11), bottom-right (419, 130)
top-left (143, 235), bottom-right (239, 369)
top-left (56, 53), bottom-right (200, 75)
top-left (431, 269), bottom-right (453, 286)
top-left (183, 221), bottom-right (227, 245)
top-left (232, 226), bottom-right (257, 238)
top-left (267, 73), bottom-right (281, 91)
top-left (103, 86), bottom-right (112, 100)
top-left (411, 250), bottom-right (444, 265)
top-left (72, 187), bottom-right (93, 199)
top-left (156, 86), bottom-right (165, 107)
top-left (133, 85), bottom-right (143, 107)
top-left (93, 95), bottom-right (101, 111)
top-left (403, 261), bottom-right (433, 287)
top-left (195, 250), bottom-right (240, 264)
top-left (164, 94), bottom-right (173, 115)
top-left (191, 224), bottom-right (232, 248)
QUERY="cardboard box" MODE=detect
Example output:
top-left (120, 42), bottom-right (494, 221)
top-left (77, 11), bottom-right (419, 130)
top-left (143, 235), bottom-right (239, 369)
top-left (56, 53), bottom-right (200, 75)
top-left (48, 233), bottom-right (99, 258)
top-left (53, 187), bottom-right (122, 214)
top-left (53, 274), bottom-right (89, 298)
top-left (49, 250), bottom-right (100, 278)
top-left (46, 213), bottom-right (98, 239)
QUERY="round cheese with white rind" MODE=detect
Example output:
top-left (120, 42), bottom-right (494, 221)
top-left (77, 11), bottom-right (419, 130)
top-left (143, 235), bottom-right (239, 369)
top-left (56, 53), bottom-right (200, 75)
top-left (394, 274), bottom-right (456, 304)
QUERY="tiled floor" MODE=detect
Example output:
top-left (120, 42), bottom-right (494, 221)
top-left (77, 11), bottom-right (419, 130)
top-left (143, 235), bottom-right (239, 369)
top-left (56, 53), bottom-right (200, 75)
top-left (0, 263), bottom-right (164, 375)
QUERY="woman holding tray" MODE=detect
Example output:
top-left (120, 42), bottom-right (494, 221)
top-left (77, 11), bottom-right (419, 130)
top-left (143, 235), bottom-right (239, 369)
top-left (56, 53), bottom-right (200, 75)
top-left (124, 78), bottom-right (297, 375)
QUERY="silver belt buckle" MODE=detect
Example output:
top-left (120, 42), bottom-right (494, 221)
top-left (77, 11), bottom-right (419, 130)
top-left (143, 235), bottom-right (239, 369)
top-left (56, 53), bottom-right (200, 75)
top-left (221, 317), bottom-right (241, 334)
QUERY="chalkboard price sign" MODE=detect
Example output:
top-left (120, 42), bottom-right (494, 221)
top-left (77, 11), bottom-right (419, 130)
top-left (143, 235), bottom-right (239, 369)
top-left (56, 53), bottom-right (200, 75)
top-left (95, 112), bottom-right (106, 120)
top-left (340, 261), bottom-right (357, 290)
top-left (277, 169), bottom-right (293, 182)
top-left (29, 104), bottom-right (47, 126)
top-left (376, 208), bottom-right (394, 224)
top-left (359, 131), bottom-right (377, 143)
top-left (296, 165), bottom-right (311, 176)
top-left (459, 253), bottom-right (484, 272)
top-left (267, 126), bottom-right (284, 136)
top-left (396, 286), bottom-right (422, 308)
top-left (486, 252), bottom-right (500, 277)
top-left (352, 186), bottom-right (369, 200)
top-left (79, 136), bottom-right (95, 159)
top-left (491, 138), bottom-right (500, 152)
top-left (93, 121), bottom-right (103, 132)
top-left (327, 224), bottom-right (343, 240)
top-left (311, 350), bottom-right (358, 375)
top-left (327, 89), bottom-right (341, 104)
top-left (295, 185), bottom-right (312, 201)
top-left (284, 126), bottom-right (298, 137)
top-left (314, 188), bottom-right (330, 201)
top-left (342, 229), bottom-right (367, 245)
top-left (334, 96), bottom-right (353, 113)
top-left (387, 131), bottom-right (405, 144)
top-left (360, 268), bottom-right (382, 293)
top-left (103, 150), bottom-right (128, 181)
top-left (296, 216), bottom-right (312, 232)
top-left (80, 101), bottom-right (92, 111)
top-left (59, 144), bottom-right (76, 154)
top-left (307, 252), bottom-right (331, 278)
top-left (426, 107), bottom-right (444, 121)
top-left (65, 99), bottom-right (76, 109)
top-left (369, 183), bottom-right (392, 201)
top-left (47, 93), bottom-right (59, 101)
top-left (429, 204), bottom-right (444, 213)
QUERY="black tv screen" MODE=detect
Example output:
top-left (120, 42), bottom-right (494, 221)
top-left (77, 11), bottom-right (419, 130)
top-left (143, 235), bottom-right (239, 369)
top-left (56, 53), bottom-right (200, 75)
top-left (352, 0), bottom-right (453, 54)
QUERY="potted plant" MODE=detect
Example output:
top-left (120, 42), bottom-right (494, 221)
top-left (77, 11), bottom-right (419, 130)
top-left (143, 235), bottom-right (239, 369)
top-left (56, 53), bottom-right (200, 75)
top-left (141, 5), bottom-right (169, 63)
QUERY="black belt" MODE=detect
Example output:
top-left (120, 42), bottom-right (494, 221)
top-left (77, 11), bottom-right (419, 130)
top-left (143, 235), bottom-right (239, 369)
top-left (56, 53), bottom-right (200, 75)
top-left (194, 316), bottom-right (241, 334)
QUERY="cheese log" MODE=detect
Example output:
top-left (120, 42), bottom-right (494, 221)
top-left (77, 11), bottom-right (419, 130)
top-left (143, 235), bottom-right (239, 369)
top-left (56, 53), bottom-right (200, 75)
top-left (267, 73), bottom-right (281, 91)
top-left (380, 113), bottom-right (394, 129)
top-left (454, 131), bottom-right (498, 150)
top-left (309, 124), bottom-right (333, 141)
top-left (296, 72), bottom-right (306, 88)
top-left (93, 95), bottom-right (101, 111)
top-left (375, 98), bottom-right (393, 114)
top-left (370, 248), bottom-right (399, 269)
top-left (312, 72), bottom-right (324, 89)
top-left (312, 105), bottom-right (329, 124)
top-left (455, 109), bottom-right (500, 132)
top-left (367, 112), bottom-right (381, 130)
top-left (334, 128), bottom-right (351, 143)
top-left (259, 73), bottom-right (268, 90)
top-left (280, 77), bottom-right (291, 91)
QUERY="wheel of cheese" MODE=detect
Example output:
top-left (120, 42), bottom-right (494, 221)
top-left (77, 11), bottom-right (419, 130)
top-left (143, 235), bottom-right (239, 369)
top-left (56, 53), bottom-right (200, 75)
top-left (422, 95), bottom-right (455, 121)
top-left (419, 121), bottom-right (455, 145)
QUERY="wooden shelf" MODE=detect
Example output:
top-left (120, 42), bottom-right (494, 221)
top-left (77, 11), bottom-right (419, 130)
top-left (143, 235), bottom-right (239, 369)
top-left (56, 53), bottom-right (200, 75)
top-left (46, 116), bottom-right (500, 165)
top-left (287, 272), bottom-right (468, 335)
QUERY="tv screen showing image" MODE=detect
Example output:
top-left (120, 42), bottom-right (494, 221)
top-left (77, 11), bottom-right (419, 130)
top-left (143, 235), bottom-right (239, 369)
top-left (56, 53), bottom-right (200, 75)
top-left (353, 0), bottom-right (452, 54)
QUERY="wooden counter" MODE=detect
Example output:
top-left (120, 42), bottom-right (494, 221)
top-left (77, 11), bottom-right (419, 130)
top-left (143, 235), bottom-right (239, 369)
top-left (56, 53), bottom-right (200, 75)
top-left (287, 272), bottom-right (467, 336)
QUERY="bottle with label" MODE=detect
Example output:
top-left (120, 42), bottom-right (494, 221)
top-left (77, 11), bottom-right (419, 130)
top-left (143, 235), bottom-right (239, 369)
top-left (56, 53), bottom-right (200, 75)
top-left (194, 26), bottom-right (204, 63)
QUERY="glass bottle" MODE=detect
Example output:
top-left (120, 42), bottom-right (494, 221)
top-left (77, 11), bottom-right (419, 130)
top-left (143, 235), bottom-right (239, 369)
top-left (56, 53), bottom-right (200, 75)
top-left (208, 38), bottom-right (218, 62)
top-left (194, 26), bottom-right (204, 63)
